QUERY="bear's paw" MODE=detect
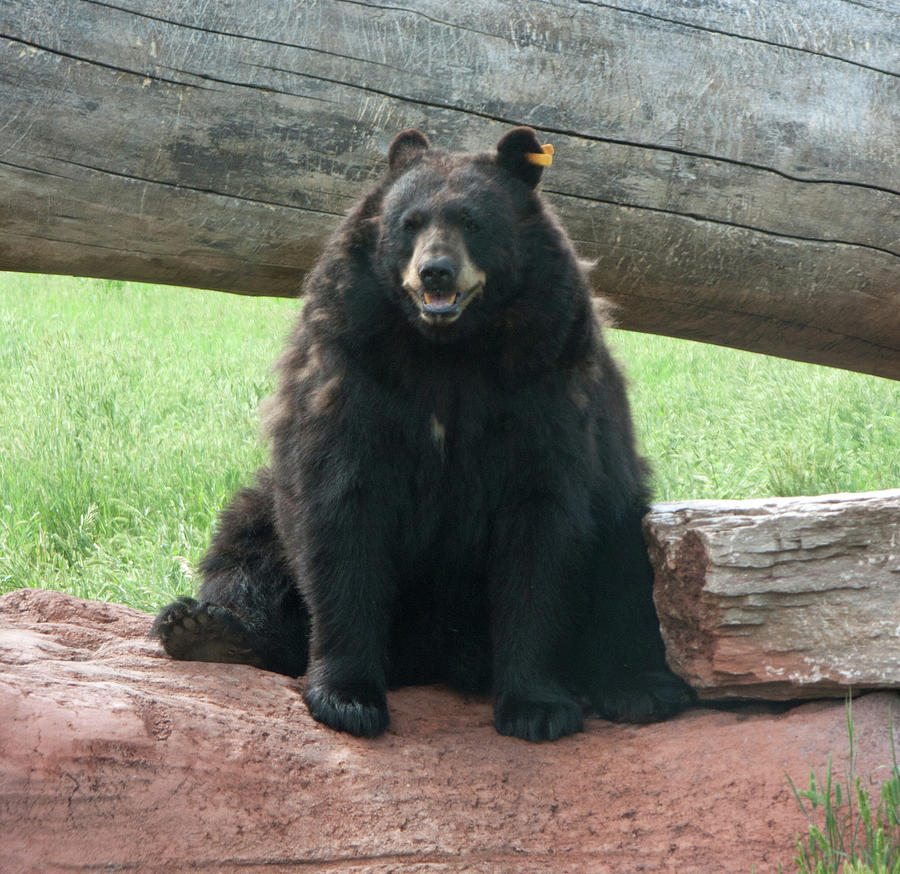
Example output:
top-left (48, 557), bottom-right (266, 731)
top-left (590, 670), bottom-right (696, 724)
top-left (303, 680), bottom-right (390, 738)
top-left (494, 690), bottom-right (584, 743)
top-left (151, 597), bottom-right (262, 667)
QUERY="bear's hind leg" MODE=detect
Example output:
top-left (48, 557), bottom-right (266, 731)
top-left (151, 469), bottom-right (310, 677)
top-left (580, 510), bottom-right (695, 723)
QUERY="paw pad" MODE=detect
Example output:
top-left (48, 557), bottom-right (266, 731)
top-left (151, 598), bottom-right (262, 667)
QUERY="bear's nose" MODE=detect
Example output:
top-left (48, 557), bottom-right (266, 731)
top-left (418, 256), bottom-right (456, 292)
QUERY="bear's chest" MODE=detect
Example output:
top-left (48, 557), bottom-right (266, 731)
top-left (392, 375), bottom-right (576, 567)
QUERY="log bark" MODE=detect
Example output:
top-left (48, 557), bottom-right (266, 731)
top-left (646, 489), bottom-right (900, 700)
top-left (1, 1), bottom-right (898, 378)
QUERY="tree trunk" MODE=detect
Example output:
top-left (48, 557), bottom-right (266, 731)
top-left (1, 0), bottom-right (898, 378)
top-left (646, 489), bottom-right (900, 700)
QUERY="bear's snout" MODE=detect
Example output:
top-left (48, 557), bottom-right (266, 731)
top-left (401, 226), bottom-right (485, 325)
top-left (419, 256), bottom-right (457, 293)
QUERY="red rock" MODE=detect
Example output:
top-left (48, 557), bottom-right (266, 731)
top-left (2, 588), bottom-right (898, 873)
top-left (646, 490), bottom-right (900, 700)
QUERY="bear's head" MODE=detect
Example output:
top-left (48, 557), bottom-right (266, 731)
top-left (373, 127), bottom-right (554, 341)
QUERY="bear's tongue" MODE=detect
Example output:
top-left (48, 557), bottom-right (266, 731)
top-left (422, 291), bottom-right (458, 312)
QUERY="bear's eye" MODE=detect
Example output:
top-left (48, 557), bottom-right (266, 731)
top-left (401, 211), bottom-right (425, 232)
top-left (459, 211), bottom-right (481, 233)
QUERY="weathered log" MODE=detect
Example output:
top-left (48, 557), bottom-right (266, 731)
top-left (5, 588), bottom-right (900, 873)
top-left (647, 489), bottom-right (900, 700)
top-left (1, 1), bottom-right (898, 378)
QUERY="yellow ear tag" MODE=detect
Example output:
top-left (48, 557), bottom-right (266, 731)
top-left (524, 143), bottom-right (554, 166)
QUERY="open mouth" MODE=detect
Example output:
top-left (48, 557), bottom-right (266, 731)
top-left (419, 283), bottom-right (483, 322)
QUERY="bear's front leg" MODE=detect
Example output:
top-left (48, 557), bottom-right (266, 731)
top-left (302, 562), bottom-right (395, 738)
top-left (282, 483), bottom-right (397, 739)
top-left (489, 496), bottom-right (585, 743)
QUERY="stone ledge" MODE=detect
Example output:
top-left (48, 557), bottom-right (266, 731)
top-left (2, 587), bottom-right (900, 873)
top-left (646, 489), bottom-right (900, 700)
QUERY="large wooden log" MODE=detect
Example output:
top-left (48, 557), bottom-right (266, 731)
top-left (646, 489), bottom-right (900, 700)
top-left (1, 1), bottom-right (898, 378)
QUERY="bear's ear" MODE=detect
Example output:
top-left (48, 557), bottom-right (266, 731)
top-left (496, 126), bottom-right (550, 189)
top-left (388, 129), bottom-right (431, 173)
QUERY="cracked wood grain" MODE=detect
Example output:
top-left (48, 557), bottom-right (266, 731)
top-left (0, 0), bottom-right (897, 378)
top-left (576, 0), bottom-right (900, 78)
top-left (550, 188), bottom-right (900, 260)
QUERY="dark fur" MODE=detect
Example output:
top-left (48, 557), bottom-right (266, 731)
top-left (152, 128), bottom-right (693, 741)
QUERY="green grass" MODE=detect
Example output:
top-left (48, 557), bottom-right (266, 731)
top-left (0, 273), bottom-right (296, 611)
top-left (608, 332), bottom-right (900, 501)
top-left (1, 273), bottom-right (898, 612)
top-left (783, 698), bottom-right (900, 874)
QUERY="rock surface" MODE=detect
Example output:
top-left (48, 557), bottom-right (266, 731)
top-left (2, 587), bottom-right (899, 873)
top-left (647, 489), bottom-right (900, 700)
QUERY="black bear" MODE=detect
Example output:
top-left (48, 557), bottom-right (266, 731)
top-left (152, 127), bottom-right (693, 742)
